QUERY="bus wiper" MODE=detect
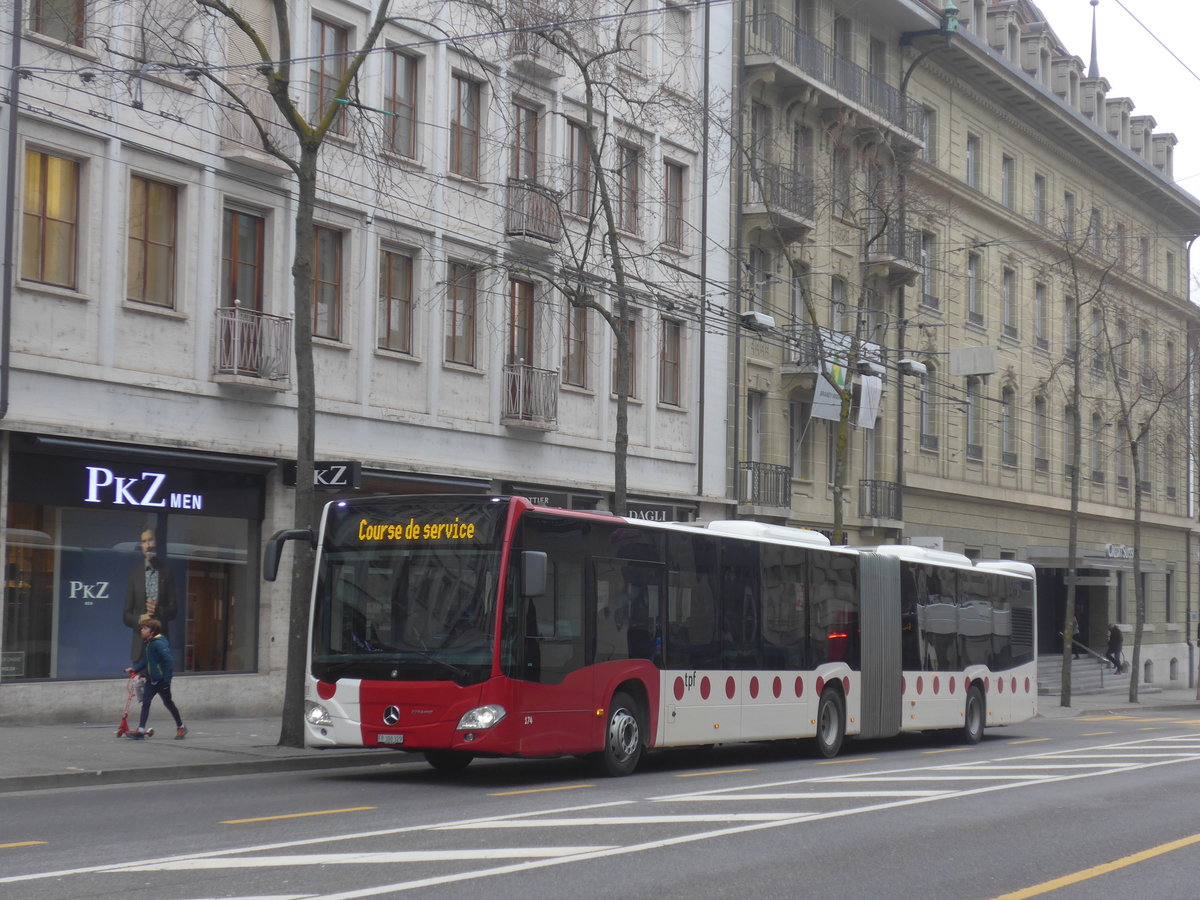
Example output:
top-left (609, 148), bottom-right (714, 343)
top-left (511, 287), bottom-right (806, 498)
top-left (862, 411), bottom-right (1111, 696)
top-left (403, 646), bottom-right (471, 683)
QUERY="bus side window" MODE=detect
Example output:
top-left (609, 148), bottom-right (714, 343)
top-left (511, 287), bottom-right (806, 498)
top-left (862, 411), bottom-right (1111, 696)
top-left (665, 533), bottom-right (719, 669)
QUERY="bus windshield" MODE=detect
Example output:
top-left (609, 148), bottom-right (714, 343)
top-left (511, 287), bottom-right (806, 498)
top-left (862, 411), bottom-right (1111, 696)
top-left (310, 498), bottom-right (508, 685)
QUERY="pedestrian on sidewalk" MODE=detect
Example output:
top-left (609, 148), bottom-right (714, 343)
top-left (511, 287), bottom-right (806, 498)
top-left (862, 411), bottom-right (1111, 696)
top-left (1105, 624), bottom-right (1124, 674)
top-left (1071, 613), bottom-right (1082, 659)
top-left (123, 618), bottom-right (187, 741)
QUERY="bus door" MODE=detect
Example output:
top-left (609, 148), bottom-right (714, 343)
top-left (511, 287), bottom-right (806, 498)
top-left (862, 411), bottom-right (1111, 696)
top-left (504, 549), bottom-right (595, 757)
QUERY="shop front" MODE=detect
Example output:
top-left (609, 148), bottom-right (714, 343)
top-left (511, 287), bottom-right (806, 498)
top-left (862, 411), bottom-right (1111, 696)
top-left (2, 437), bottom-right (270, 683)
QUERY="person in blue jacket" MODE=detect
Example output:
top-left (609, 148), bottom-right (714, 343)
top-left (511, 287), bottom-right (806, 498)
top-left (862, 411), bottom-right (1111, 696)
top-left (123, 617), bottom-right (187, 740)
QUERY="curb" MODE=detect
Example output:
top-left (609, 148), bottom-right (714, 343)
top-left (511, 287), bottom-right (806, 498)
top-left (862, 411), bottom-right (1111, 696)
top-left (0, 751), bottom-right (408, 794)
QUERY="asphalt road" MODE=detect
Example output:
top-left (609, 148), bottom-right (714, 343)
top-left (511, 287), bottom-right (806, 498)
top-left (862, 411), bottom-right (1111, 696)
top-left (5, 707), bottom-right (1200, 900)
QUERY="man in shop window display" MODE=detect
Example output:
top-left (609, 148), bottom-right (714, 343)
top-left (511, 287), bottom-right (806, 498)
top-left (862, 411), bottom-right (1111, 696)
top-left (123, 527), bottom-right (177, 665)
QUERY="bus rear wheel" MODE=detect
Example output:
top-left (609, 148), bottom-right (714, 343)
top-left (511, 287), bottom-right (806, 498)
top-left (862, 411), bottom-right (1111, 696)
top-left (962, 684), bottom-right (985, 745)
top-left (595, 691), bottom-right (644, 777)
top-left (423, 750), bottom-right (474, 773)
top-left (814, 688), bottom-right (845, 758)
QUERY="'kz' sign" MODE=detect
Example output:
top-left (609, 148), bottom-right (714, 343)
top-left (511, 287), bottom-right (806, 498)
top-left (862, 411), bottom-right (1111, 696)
top-left (282, 460), bottom-right (363, 490)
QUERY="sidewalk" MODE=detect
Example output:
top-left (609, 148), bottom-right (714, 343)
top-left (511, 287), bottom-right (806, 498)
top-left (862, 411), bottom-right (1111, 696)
top-left (1, 686), bottom-right (1196, 793)
top-left (0, 715), bottom-right (402, 794)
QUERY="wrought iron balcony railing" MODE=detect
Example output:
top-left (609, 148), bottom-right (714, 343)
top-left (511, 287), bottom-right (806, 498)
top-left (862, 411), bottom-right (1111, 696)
top-left (740, 461), bottom-right (792, 508)
top-left (215, 306), bottom-right (292, 382)
top-left (859, 479), bottom-right (900, 520)
top-left (744, 163), bottom-right (816, 224)
top-left (746, 13), bottom-right (922, 136)
top-left (506, 179), bottom-right (564, 244)
top-left (503, 361), bottom-right (559, 427)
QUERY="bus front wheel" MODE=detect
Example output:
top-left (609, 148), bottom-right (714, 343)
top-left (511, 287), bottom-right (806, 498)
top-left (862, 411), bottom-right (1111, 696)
top-left (595, 691), bottom-right (644, 777)
top-left (962, 684), bottom-right (985, 745)
top-left (424, 749), bottom-right (474, 773)
top-left (814, 688), bottom-right (845, 758)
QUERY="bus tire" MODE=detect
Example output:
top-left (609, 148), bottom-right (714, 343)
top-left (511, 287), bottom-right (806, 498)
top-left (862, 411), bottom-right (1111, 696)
top-left (814, 687), bottom-right (845, 758)
top-left (962, 684), bottom-right (985, 745)
top-left (595, 691), bottom-right (644, 777)
top-left (423, 750), bottom-right (474, 773)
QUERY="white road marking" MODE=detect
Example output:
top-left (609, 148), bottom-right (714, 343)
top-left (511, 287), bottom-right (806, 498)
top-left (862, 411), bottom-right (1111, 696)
top-left (656, 790), bottom-right (946, 800)
top-left (120, 848), bottom-right (615, 870)
top-left (440, 814), bottom-right (803, 827)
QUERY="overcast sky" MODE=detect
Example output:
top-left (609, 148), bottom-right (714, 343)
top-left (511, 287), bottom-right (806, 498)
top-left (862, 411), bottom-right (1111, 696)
top-left (1035, 0), bottom-right (1200, 202)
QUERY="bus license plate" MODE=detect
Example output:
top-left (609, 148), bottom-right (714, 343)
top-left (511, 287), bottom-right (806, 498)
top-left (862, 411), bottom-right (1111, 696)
top-left (378, 734), bottom-right (404, 745)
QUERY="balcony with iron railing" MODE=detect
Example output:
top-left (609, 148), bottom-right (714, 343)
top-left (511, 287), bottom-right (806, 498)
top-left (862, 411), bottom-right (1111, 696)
top-left (214, 305), bottom-right (292, 388)
top-left (506, 179), bottom-right (564, 246)
top-left (502, 361), bottom-right (559, 429)
top-left (863, 215), bottom-right (923, 283)
top-left (859, 479), bottom-right (901, 521)
top-left (509, 2), bottom-right (564, 79)
top-left (781, 323), bottom-right (883, 377)
top-left (217, 85), bottom-right (298, 169)
top-left (742, 163), bottom-right (815, 240)
top-left (745, 13), bottom-right (923, 145)
top-left (740, 461), bottom-right (792, 509)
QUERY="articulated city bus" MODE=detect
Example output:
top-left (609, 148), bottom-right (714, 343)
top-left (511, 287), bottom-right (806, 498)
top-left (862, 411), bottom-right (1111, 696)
top-left (265, 495), bottom-right (1037, 775)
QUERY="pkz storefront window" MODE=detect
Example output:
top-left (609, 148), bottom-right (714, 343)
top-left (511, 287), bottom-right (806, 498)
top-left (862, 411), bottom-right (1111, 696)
top-left (2, 449), bottom-right (264, 681)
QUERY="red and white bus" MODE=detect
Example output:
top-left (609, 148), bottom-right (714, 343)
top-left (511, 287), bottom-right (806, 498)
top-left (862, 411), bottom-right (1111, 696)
top-left (266, 494), bottom-right (1037, 775)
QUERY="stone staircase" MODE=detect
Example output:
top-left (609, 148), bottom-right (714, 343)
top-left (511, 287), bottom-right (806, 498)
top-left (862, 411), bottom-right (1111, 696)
top-left (1037, 652), bottom-right (1129, 697)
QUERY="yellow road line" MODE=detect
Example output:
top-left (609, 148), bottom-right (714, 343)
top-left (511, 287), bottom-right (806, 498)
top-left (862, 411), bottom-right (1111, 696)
top-left (674, 768), bottom-right (755, 778)
top-left (0, 841), bottom-right (46, 849)
top-left (1008, 738), bottom-right (1050, 745)
top-left (923, 748), bottom-right (969, 754)
top-left (1081, 731), bottom-right (1117, 736)
top-left (221, 806), bottom-right (376, 824)
top-left (489, 784), bottom-right (594, 797)
top-left (990, 831), bottom-right (1200, 899)
top-left (816, 757), bottom-right (876, 765)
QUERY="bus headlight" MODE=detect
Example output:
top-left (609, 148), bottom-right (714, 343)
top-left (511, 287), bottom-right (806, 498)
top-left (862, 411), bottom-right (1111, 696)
top-left (305, 700), bottom-right (333, 727)
top-left (457, 704), bottom-right (506, 730)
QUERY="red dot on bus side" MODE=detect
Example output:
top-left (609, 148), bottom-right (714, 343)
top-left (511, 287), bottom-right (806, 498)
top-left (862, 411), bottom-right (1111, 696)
top-left (916, 676), bottom-right (924, 695)
top-left (933, 676), bottom-right (940, 694)
top-left (726, 676), bottom-right (736, 700)
top-left (700, 676), bottom-right (711, 700)
top-left (843, 676), bottom-right (850, 696)
top-left (1012, 677), bottom-right (1018, 693)
top-left (949, 677), bottom-right (956, 694)
top-left (749, 676), bottom-right (759, 699)
top-left (1025, 677), bottom-right (1031, 693)
top-left (316, 681), bottom-right (336, 700)
top-left (997, 678), bottom-right (1004, 693)
top-left (795, 676), bottom-right (804, 697)
top-left (773, 676), bottom-right (782, 698)
top-left (815, 676), bottom-right (824, 695)
top-left (674, 677), bottom-right (685, 701)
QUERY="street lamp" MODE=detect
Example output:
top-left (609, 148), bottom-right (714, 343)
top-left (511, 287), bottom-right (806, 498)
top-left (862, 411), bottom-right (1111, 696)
top-left (900, 2), bottom-right (960, 93)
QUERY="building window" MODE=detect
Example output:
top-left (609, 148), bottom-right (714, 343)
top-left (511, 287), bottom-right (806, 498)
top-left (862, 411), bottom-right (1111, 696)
top-left (919, 367), bottom-right (938, 451)
top-left (965, 133), bottom-right (980, 189)
top-left (567, 121), bottom-right (591, 216)
top-left (1090, 412), bottom-right (1105, 482)
top-left (21, 149), bottom-right (79, 289)
top-left (508, 277), bottom-right (535, 364)
top-left (1090, 306), bottom-right (1103, 373)
top-left (832, 147), bottom-right (851, 216)
top-left (1116, 319), bottom-right (1129, 381)
top-left (659, 318), bottom-right (682, 407)
top-left (445, 262), bottom-right (477, 366)
top-left (1002, 267), bottom-right (1017, 338)
top-left (1139, 329), bottom-right (1151, 386)
top-left (747, 390), bottom-right (765, 463)
top-left (221, 209), bottom-right (265, 310)
top-left (748, 246), bottom-right (770, 313)
top-left (1001, 387), bottom-right (1017, 467)
top-left (1063, 296), bottom-right (1077, 359)
top-left (385, 50), bottom-right (418, 159)
top-left (1033, 172), bottom-right (1046, 225)
top-left (1001, 154), bottom-right (1015, 208)
top-left (30, 0), bottom-right (85, 45)
top-left (663, 160), bottom-right (687, 250)
top-left (1165, 436), bottom-right (1178, 500)
top-left (511, 102), bottom-right (539, 182)
top-left (450, 74), bottom-right (481, 179)
top-left (1029, 282), bottom-right (1046, 350)
top-left (791, 400), bottom-right (813, 480)
top-left (127, 176), bottom-right (177, 308)
top-left (918, 106), bottom-right (936, 163)
top-left (563, 304), bottom-right (588, 388)
top-left (1139, 237), bottom-right (1150, 281)
top-left (1166, 250), bottom-right (1177, 295)
top-left (920, 231), bottom-right (937, 307)
top-left (1064, 405), bottom-right (1076, 477)
top-left (312, 226), bottom-right (342, 340)
top-left (1115, 424), bottom-right (1129, 489)
top-left (965, 376), bottom-right (983, 460)
top-left (1088, 208), bottom-right (1102, 254)
top-left (378, 248), bottom-right (413, 353)
top-left (1063, 191), bottom-right (1075, 239)
top-left (1115, 223), bottom-right (1127, 269)
top-left (310, 18), bottom-right (349, 135)
top-left (966, 252), bottom-right (982, 325)
top-left (612, 315), bottom-right (638, 398)
top-left (830, 275), bottom-right (849, 331)
top-left (1033, 396), bottom-right (1048, 472)
top-left (617, 143), bottom-right (640, 233)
